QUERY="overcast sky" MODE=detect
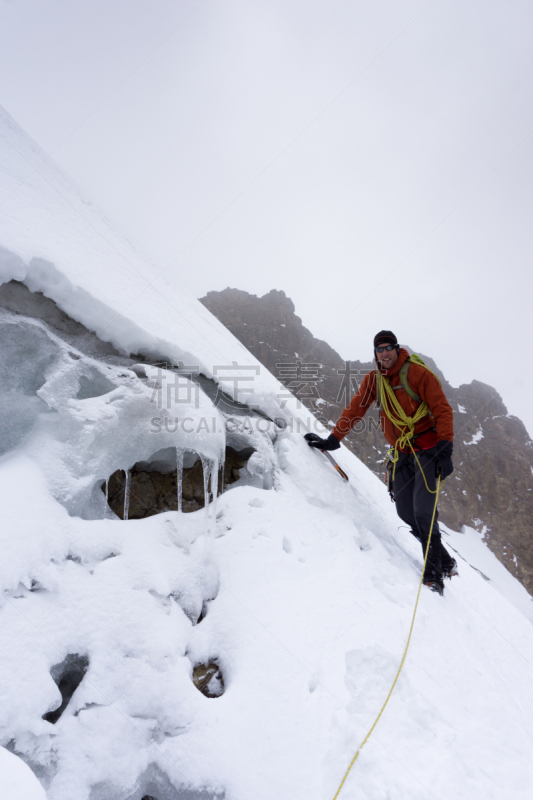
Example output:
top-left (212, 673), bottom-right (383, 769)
top-left (2, 0), bottom-right (533, 435)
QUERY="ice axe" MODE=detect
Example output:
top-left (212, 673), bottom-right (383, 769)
top-left (304, 433), bottom-right (349, 482)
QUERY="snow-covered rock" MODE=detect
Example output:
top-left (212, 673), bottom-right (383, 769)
top-left (0, 747), bottom-right (46, 799)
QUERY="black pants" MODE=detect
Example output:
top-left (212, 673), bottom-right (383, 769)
top-left (393, 450), bottom-right (453, 580)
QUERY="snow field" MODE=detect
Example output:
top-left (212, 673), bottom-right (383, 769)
top-left (2, 295), bottom-right (533, 800)
top-left (5, 391), bottom-right (533, 799)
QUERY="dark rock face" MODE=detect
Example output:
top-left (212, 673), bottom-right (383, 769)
top-left (43, 653), bottom-right (89, 724)
top-left (201, 287), bottom-right (533, 594)
top-left (192, 661), bottom-right (224, 698)
top-left (201, 288), bottom-right (344, 407)
top-left (0, 278), bottom-right (137, 364)
top-left (103, 447), bottom-right (249, 519)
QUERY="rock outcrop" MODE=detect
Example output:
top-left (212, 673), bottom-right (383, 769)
top-left (104, 447), bottom-right (250, 519)
top-left (201, 288), bottom-right (533, 594)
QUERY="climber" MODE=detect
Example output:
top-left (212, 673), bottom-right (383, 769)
top-left (306, 330), bottom-right (457, 595)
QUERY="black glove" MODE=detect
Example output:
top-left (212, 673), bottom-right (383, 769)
top-left (434, 440), bottom-right (453, 479)
top-left (304, 433), bottom-right (341, 451)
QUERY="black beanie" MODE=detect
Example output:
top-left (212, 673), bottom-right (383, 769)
top-left (374, 330), bottom-right (398, 349)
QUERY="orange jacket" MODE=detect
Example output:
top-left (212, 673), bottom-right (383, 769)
top-left (332, 348), bottom-right (453, 449)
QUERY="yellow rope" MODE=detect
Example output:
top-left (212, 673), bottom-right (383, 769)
top-left (378, 371), bottom-right (438, 494)
top-left (332, 476), bottom-right (442, 800)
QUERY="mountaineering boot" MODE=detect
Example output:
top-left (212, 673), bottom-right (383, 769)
top-left (443, 558), bottom-right (459, 579)
top-left (421, 538), bottom-right (444, 594)
top-left (423, 575), bottom-right (445, 595)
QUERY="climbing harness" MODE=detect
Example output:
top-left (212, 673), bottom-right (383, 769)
top-left (331, 475), bottom-right (442, 800)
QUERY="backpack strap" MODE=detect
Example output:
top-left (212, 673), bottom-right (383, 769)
top-left (398, 359), bottom-right (422, 403)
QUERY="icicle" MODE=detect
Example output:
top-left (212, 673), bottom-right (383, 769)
top-left (176, 448), bottom-right (183, 513)
top-left (210, 456), bottom-right (219, 533)
top-left (123, 469), bottom-right (131, 521)
top-left (220, 450), bottom-right (226, 496)
top-left (201, 456), bottom-right (211, 520)
top-left (199, 456), bottom-right (212, 560)
top-left (103, 479), bottom-right (109, 520)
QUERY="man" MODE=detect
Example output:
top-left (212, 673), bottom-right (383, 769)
top-left (306, 330), bottom-right (456, 595)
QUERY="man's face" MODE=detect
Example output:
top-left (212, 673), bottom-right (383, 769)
top-left (375, 343), bottom-right (399, 371)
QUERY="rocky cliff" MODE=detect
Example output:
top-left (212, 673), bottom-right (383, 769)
top-left (201, 287), bottom-right (533, 594)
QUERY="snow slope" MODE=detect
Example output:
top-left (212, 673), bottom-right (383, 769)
top-left (1, 105), bottom-right (533, 800)
top-left (0, 106), bottom-right (282, 418)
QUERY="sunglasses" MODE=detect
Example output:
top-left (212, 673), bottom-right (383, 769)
top-left (375, 344), bottom-right (396, 353)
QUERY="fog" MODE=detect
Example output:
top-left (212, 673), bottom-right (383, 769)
top-left (1, 0), bottom-right (532, 434)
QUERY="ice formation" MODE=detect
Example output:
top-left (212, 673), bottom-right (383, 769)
top-left (0, 280), bottom-right (280, 800)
